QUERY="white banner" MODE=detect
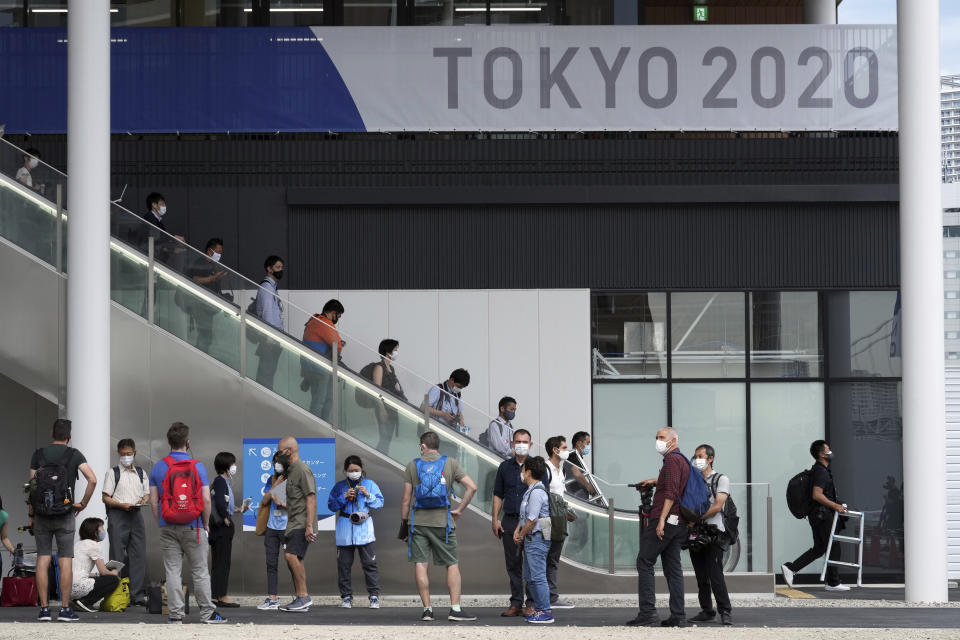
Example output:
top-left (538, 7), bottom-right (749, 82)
top-left (313, 25), bottom-right (898, 132)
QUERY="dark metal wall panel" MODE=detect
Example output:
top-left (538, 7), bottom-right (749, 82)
top-left (288, 204), bottom-right (899, 291)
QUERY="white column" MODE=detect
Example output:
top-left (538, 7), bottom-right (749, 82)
top-left (899, 0), bottom-right (948, 603)
top-left (66, 0), bottom-right (111, 523)
top-left (803, 0), bottom-right (836, 24)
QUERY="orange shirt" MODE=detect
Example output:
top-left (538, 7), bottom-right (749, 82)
top-left (303, 314), bottom-right (345, 353)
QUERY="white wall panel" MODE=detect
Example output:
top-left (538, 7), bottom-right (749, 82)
top-left (539, 290), bottom-right (592, 451)
top-left (489, 291), bottom-right (542, 447)
top-left (335, 291), bottom-right (390, 371)
top-left (388, 291), bottom-right (440, 403)
top-left (945, 365), bottom-right (960, 579)
top-left (287, 289), bottom-right (338, 340)
top-left (438, 290), bottom-right (491, 426)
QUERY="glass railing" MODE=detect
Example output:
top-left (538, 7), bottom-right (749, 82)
top-left (0, 137), bottom-right (774, 576)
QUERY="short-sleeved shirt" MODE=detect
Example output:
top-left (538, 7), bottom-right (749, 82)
top-left (31, 444), bottom-right (87, 504)
top-left (493, 457), bottom-right (526, 516)
top-left (705, 472), bottom-right (730, 532)
top-left (811, 462), bottom-right (837, 502)
top-left (427, 383), bottom-right (462, 416)
top-left (285, 460), bottom-right (317, 534)
top-left (187, 253), bottom-right (226, 295)
top-left (102, 465), bottom-right (149, 505)
top-left (404, 451), bottom-right (466, 529)
top-left (650, 450), bottom-right (690, 521)
top-left (520, 481), bottom-right (551, 536)
top-left (148, 452), bottom-right (210, 528)
top-left (16, 167), bottom-right (32, 187)
top-left (71, 539), bottom-right (102, 599)
top-left (264, 477), bottom-right (288, 532)
top-left (546, 459), bottom-right (566, 496)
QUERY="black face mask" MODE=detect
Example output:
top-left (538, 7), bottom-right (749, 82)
top-left (823, 452), bottom-right (834, 462)
top-left (273, 270), bottom-right (283, 280)
top-left (277, 452), bottom-right (292, 467)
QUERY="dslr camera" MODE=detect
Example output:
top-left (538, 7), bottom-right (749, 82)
top-left (350, 511), bottom-right (369, 524)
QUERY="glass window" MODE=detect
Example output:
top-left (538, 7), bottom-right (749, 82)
top-left (672, 383), bottom-right (747, 488)
top-left (750, 382), bottom-right (825, 575)
top-left (0, 1), bottom-right (24, 26)
top-left (26, 0), bottom-right (67, 26)
top-left (270, 0), bottom-right (325, 25)
top-left (671, 292), bottom-right (746, 378)
top-left (416, 0), bottom-right (486, 25)
top-left (216, 0), bottom-right (252, 25)
top-left (489, 1), bottom-right (561, 25)
top-left (564, 0), bottom-right (613, 24)
top-left (591, 383), bottom-right (667, 509)
top-left (111, 0), bottom-right (174, 26)
top-left (828, 382), bottom-right (903, 577)
top-left (344, 0), bottom-right (396, 24)
top-left (825, 291), bottom-right (902, 378)
top-left (591, 292), bottom-right (667, 379)
top-left (750, 292), bottom-right (822, 378)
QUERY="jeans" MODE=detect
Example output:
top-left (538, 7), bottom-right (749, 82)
top-left (546, 537), bottom-right (564, 604)
top-left (636, 522), bottom-right (686, 620)
top-left (159, 526), bottom-right (216, 621)
top-left (689, 543), bottom-right (731, 615)
top-left (307, 371), bottom-right (333, 421)
top-left (264, 527), bottom-right (285, 595)
top-left (107, 508), bottom-right (147, 601)
top-left (787, 515), bottom-right (841, 586)
top-left (337, 543), bottom-right (380, 598)
top-left (522, 533), bottom-right (550, 613)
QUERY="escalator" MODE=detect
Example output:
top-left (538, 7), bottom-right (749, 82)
top-left (0, 138), bottom-right (772, 594)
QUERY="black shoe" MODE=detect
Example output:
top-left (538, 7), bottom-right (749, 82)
top-left (130, 600), bottom-right (148, 607)
top-left (299, 379), bottom-right (311, 392)
top-left (720, 612), bottom-right (733, 626)
top-left (688, 610), bottom-right (716, 623)
top-left (420, 608), bottom-right (434, 622)
top-left (626, 614), bottom-right (660, 627)
top-left (661, 617), bottom-right (690, 627)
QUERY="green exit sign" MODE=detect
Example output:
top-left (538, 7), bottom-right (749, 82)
top-left (693, 5), bottom-right (708, 22)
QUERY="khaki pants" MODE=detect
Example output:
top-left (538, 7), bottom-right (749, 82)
top-left (160, 525), bottom-right (215, 621)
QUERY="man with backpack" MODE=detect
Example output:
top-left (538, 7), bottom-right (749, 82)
top-left (781, 440), bottom-right (849, 591)
top-left (687, 444), bottom-right (733, 626)
top-left (148, 422), bottom-right (226, 624)
top-left (101, 438), bottom-right (150, 607)
top-left (253, 255), bottom-right (285, 390)
top-left (628, 427), bottom-right (691, 628)
top-left (425, 369), bottom-right (470, 431)
top-left (28, 418), bottom-right (98, 622)
top-left (400, 431), bottom-right (478, 622)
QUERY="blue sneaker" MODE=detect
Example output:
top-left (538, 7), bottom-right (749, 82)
top-left (38, 607), bottom-right (52, 622)
top-left (203, 612), bottom-right (228, 624)
top-left (57, 607), bottom-right (79, 622)
top-left (279, 596), bottom-right (313, 612)
top-left (340, 596), bottom-right (352, 609)
top-left (526, 610), bottom-right (555, 624)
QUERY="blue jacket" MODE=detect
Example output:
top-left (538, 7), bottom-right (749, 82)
top-left (327, 477), bottom-right (384, 547)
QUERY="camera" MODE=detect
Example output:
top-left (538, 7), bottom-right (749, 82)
top-left (350, 511), bottom-right (369, 524)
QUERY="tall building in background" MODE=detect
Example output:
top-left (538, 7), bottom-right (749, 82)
top-left (944, 76), bottom-right (960, 183)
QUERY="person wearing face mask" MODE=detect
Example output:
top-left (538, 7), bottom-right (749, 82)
top-left (258, 452), bottom-right (288, 611)
top-left (370, 339), bottom-right (407, 452)
top-left (209, 452), bottom-right (249, 608)
top-left (564, 431), bottom-right (598, 500)
top-left (492, 429), bottom-right (536, 617)
top-left (101, 438), bottom-right (150, 607)
top-left (426, 369), bottom-right (470, 432)
top-left (543, 436), bottom-right (576, 610)
top-left (687, 445), bottom-right (732, 626)
top-left (327, 455), bottom-right (384, 609)
top-left (136, 192), bottom-right (186, 256)
top-left (485, 397), bottom-right (517, 459)
top-left (627, 426), bottom-right (689, 628)
top-left (300, 299), bottom-right (346, 421)
top-left (781, 440), bottom-right (850, 592)
top-left (15, 148), bottom-right (43, 192)
top-left (254, 255), bottom-right (285, 390)
top-left (186, 238), bottom-right (230, 354)
top-left (69, 518), bottom-right (121, 614)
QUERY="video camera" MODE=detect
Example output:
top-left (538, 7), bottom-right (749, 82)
top-left (628, 483), bottom-right (656, 517)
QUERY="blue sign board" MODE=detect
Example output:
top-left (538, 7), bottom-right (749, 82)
top-left (242, 437), bottom-right (336, 532)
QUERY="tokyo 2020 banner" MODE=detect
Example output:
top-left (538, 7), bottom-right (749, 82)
top-left (0, 25), bottom-right (896, 133)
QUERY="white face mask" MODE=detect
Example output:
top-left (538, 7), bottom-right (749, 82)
top-left (557, 450), bottom-right (570, 461)
top-left (120, 455), bottom-right (134, 468)
top-left (655, 439), bottom-right (669, 454)
top-left (346, 471), bottom-right (362, 482)
top-left (390, 351), bottom-right (398, 360)
top-left (28, 158), bottom-right (39, 169)
top-left (211, 252), bottom-right (221, 262)
top-left (158, 205), bottom-right (167, 216)
top-left (514, 443), bottom-right (530, 457)
top-left (274, 462), bottom-right (284, 474)
top-left (692, 458), bottom-right (708, 471)
top-left (228, 465), bottom-right (237, 477)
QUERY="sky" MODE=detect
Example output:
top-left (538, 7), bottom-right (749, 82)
top-left (838, 0), bottom-right (959, 76)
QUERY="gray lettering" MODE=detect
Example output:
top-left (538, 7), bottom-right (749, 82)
top-left (484, 47), bottom-right (523, 109)
top-left (750, 46), bottom-right (785, 109)
top-left (589, 47), bottom-right (629, 108)
top-left (433, 47), bottom-right (473, 109)
top-left (702, 46), bottom-right (737, 109)
top-left (797, 47), bottom-right (832, 108)
top-left (844, 47), bottom-right (878, 108)
top-left (540, 47), bottom-right (581, 108)
top-left (638, 47), bottom-right (677, 109)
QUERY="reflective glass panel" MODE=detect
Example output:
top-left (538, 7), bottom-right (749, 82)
top-left (591, 292), bottom-right (667, 379)
top-left (750, 291), bottom-right (822, 378)
top-left (671, 383), bottom-right (747, 489)
top-left (489, 1), bottom-right (560, 24)
top-left (344, 0), bottom-right (396, 25)
top-left (0, 1), bottom-right (24, 26)
top-left (564, 0), bottom-right (613, 24)
top-left (825, 291), bottom-right (902, 378)
top-left (671, 292), bottom-right (746, 378)
top-left (111, 0), bottom-right (175, 26)
top-left (270, 0), bottom-right (325, 25)
top-left (415, 0), bottom-right (485, 25)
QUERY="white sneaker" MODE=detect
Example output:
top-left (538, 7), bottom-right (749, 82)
top-left (824, 583), bottom-right (851, 592)
top-left (340, 596), bottom-right (353, 609)
top-left (257, 598), bottom-right (279, 610)
top-left (369, 595), bottom-right (380, 609)
top-left (780, 564), bottom-right (795, 589)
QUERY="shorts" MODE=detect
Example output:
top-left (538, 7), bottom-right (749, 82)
top-left (34, 514), bottom-right (76, 558)
top-left (284, 529), bottom-right (310, 560)
top-left (409, 526), bottom-right (458, 567)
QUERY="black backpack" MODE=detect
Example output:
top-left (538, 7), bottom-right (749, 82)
top-left (355, 362), bottom-right (380, 409)
top-left (786, 467), bottom-right (815, 519)
top-left (710, 474), bottom-right (739, 545)
top-left (29, 447), bottom-right (75, 517)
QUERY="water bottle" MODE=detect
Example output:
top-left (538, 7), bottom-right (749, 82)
top-left (13, 543), bottom-right (23, 571)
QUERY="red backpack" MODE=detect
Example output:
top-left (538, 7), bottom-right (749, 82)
top-left (160, 455), bottom-right (204, 525)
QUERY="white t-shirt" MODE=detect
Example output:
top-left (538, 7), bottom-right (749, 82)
top-left (15, 167), bottom-right (32, 188)
top-left (71, 539), bottom-right (102, 598)
top-left (705, 472), bottom-right (730, 532)
top-left (547, 459), bottom-right (565, 496)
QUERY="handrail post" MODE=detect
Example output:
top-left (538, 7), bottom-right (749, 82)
top-left (608, 497), bottom-right (615, 574)
top-left (147, 236), bottom-right (155, 324)
top-left (56, 183), bottom-right (66, 416)
top-left (55, 184), bottom-right (63, 274)
top-left (238, 305), bottom-right (247, 378)
top-left (422, 392), bottom-right (431, 433)
top-left (331, 342), bottom-right (340, 428)
top-left (766, 494), bottom-right (774, 575)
